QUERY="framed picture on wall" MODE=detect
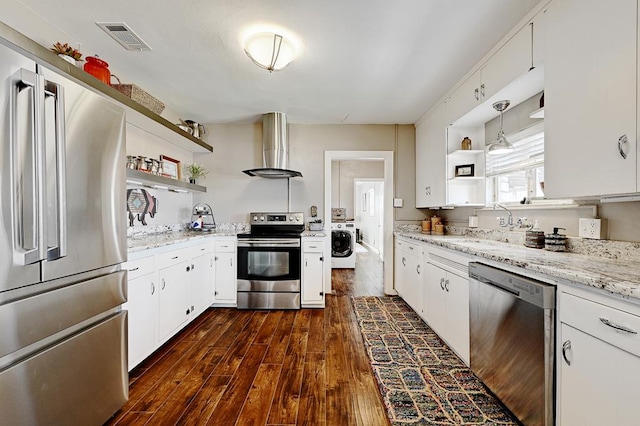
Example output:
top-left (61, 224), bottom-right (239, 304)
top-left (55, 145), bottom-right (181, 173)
top-left (455, 163), bottom-right (475, 177)
top-left (160, 155), bottom-right (181, 179)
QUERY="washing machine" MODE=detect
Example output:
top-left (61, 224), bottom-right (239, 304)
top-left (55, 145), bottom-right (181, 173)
top-left (331, 222), bottom-right (356, 268)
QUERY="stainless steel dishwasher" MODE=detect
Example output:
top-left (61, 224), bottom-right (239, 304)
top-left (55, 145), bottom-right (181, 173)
top-left (468, 262), bottom-right (556, 426)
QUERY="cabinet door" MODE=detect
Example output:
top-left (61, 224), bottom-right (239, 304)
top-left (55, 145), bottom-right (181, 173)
top-left (545, 0), bottom-right (637, 198)
top-left (214, 251), bottom-right (236, 303)
top-left (158, 261), bottom-right (190, 341)
top-left (302, 252), bottom-right (324, 305)
top-left (394, 248), bottom-right (408, 298)
top-left (480, 23), bottom-right (531, 101)
top-left (124, 272), bottom-right (157, 370)
top-left (416, 102), bottom-right (447, 208)
top-left (444, 272), bottom-right (470, 365)
top-left (404, 254), bottom-right (423, 315)
top-left (559, 323), bottom-right (640, 426)
top-left (191, 251), bottom-right (214, 315)
top-left (423, 262), bottom-right (446, 335)
top-left (446, 70), bottom-right (482, 124)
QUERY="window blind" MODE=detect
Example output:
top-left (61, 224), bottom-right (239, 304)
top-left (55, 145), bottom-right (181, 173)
top-left (486, 122), bottom-right (544, 176)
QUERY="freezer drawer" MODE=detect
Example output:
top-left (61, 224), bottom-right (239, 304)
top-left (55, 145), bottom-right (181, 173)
top-left (0, 311), bottom-right (128, 425)
top-left (0, 270), bottom-right (126, 360)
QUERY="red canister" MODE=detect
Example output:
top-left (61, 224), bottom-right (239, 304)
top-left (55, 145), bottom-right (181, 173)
top-left (84, 56), bottom-right (111, 85)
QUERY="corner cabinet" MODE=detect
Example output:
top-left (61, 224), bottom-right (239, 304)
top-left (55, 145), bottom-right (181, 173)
top-left (394, 237), bottom-right (424, 315)
top-left (122, 255), bottom-right (158, 369)
top-left (302, 238), bottom-right (325, 308)
top-left (558, 288), bottom-right (640, 425)
top-left (545, 0), bottom-right (638, 198)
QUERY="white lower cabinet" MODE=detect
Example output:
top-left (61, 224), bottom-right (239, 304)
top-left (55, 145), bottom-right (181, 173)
top-left (125, 237), bottom-right (235, 370)
top-left (122, 255), bottom-right (157, 369)
top-left (190, 241), bottom-right (215, 316)
top-left (394, 238), bottom-right (423, 315)
top-left (302, 238), bottom-right (325, 307)
top-left (157, 248), bottom-right (191, 343)
top-left (558, 290), bottom-right (640, 425)
top-left (422, 247), bottom-right (470, 365)
top-left (213, 238), bottom-right (237, 305)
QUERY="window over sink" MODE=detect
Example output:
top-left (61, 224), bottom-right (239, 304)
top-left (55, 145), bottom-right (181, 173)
top-left (486, 122), bottom-right (544, 205)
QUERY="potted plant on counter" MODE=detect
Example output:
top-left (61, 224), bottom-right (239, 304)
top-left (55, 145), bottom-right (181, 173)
top-left (184, 162), bottom-right (208, 184)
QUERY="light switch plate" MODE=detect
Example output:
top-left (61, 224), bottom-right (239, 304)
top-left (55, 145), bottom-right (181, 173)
top-left (579, 218), bottom-right (607, 239)
top-left (393, 198), bottom-right (403, 207)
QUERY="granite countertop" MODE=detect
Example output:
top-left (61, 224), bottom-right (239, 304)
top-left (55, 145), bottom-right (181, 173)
top-left (128, 230), bottom-right (237, 253)
top-left (301, 230), bottom-right (327, 237)
top-left (396, 231), bottom-right (640, 302)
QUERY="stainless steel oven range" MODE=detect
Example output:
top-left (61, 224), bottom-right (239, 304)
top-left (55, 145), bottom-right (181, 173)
top-left (237, 212), bottom-right (304, 309)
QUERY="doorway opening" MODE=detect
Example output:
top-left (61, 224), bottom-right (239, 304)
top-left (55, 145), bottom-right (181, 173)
top-left (324, 151), bottom-right (394, 295)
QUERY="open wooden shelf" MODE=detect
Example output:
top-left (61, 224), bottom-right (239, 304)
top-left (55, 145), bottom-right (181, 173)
top-left (126, 169), bottom-right (206, 193)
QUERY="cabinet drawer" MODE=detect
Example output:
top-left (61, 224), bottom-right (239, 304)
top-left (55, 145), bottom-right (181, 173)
top-left (215, 240), bottom-right (235, 252)
top-left (396, 239), bottom-right (422, 258)
top-left (123, 255), bottom-right (155, 280)
top-left (303, 241), bottom-right (323, 252)
top-left (561, 292), bottom-right (640, 357)
top-left (156, 248), bottom-right (191, 268)
top-left (191, 241), bottom-right (213, 256)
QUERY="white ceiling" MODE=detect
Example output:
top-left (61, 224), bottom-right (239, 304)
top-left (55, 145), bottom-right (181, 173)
top-left (6, 0), bottom-right (541, 124)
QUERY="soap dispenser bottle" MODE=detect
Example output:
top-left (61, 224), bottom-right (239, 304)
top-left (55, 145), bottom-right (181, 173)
top-left (525, 220), bottom-right (545, 249)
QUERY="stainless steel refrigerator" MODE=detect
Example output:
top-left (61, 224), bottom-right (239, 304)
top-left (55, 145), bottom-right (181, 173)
top-left (0, 37), bottom-right (128, 424)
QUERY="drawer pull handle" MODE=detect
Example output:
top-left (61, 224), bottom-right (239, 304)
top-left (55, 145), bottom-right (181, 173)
top-left (128, 267), bottom-right (139, 272)
top-left (151, 282), bottom-right (155, 295)
top-left (440, 278), bottom-right (445, 290)
top-left (599, 317), bottom-right (637, 334)
top-left (402, 257), bottom-right (406, 266)
top-left (416, 264), bottom-right (420, 275)
top-left (444, 279), bottom-right (449, 292)
top-left (171, 256), bottom-right (179, 260)
top-left (562, 340), bottom-right (571, 366)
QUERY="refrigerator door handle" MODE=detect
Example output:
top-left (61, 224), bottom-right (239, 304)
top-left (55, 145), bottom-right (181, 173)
top-left (44, 80), bottom-right (67, 260)
top-left (10, 68), bottom-right (46, 265)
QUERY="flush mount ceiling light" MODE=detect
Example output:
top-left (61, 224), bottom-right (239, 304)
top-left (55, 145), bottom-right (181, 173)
top-left (244, 32), bottom-right (296, 72)
top-left (487, 100), bottom-right (514, 155)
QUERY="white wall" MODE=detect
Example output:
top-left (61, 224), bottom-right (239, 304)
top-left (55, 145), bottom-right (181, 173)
top-left (193, 123), bottom-right (424, 224)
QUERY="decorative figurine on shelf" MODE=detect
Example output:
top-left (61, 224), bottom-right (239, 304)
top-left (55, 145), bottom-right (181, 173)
top-left (461, 136), bottom-right (472, 150)
top-left (184, 162), bottom-right (208, 184)
top-left (50, 42), bottom-right (83, 65)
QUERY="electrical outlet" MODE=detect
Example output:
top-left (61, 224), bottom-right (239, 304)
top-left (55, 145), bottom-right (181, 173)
top-left (579, 218), bottom-right (607, 239)
top-left (393, 198), bottom-right (403, 207)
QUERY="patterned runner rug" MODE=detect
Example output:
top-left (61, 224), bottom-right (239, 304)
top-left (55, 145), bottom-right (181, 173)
top-left (352, 296), bottom-right (519, 425)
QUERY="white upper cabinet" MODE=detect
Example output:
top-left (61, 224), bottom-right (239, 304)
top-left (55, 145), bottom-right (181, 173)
top-left (544, 0), bottom-right (637, 198)
top-left (416, 101), bottom-right (448, 208)
top-left (446, 23), bottom-right (533, 125)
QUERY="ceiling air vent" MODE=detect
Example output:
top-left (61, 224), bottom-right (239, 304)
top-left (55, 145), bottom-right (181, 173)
top-left (96, 22), bottom-right (152, 51)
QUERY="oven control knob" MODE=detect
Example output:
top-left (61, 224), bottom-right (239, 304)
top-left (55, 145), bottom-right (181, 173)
top-left (260, 216), bottom-right (265, 221)
top-left (253, 215), bottom-right (258, 221)
top-left (289, 216), bottom-right (293, 221)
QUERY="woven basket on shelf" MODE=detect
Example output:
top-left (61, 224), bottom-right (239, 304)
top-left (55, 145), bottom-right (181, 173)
top-left (112, 83), bottom-right (165, 115)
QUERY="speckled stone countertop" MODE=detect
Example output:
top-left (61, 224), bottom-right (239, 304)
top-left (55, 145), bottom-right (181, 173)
top-left (128, 230), bottom-right (238, 253)
top-left (301, 231), bottom-right (327, 237)
top-left (396, 231), bottom-right (640, 302)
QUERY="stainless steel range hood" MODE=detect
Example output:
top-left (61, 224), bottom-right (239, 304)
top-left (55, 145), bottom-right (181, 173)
top-left (243, 112), bottom-right (302, 178)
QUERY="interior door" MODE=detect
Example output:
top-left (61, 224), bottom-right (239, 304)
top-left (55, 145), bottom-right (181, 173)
top-left (39, 66), bottom-right (127, 282)
top-left (0, 41), bottom-right (43, 293)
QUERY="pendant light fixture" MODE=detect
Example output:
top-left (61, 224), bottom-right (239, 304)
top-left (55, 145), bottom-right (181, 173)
top-left (244, 32), bottom-right (296, 72)
top-left (487, 100), bottom-right (514, 155)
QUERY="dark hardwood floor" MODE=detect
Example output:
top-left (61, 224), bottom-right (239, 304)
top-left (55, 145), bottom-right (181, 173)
top-left (106, 247), bottom-right (389, 426)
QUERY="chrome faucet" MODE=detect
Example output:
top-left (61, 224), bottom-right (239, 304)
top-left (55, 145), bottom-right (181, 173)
top-left (494, 203), bottom-right (514, 229)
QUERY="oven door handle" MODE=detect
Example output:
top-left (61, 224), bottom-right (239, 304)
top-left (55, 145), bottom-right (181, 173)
top-left (238, 240), bottom-right (300, 248)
